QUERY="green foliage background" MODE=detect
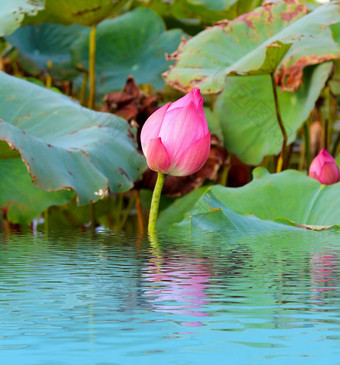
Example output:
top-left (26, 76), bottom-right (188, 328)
top-left (0, 0), bottom-right (339, 234)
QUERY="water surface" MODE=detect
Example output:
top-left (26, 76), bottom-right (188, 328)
top-left (1, 229), bottom-right (340, 364)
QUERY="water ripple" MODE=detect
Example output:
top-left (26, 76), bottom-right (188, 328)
top-left (0, 229), bottom-right (340, 364)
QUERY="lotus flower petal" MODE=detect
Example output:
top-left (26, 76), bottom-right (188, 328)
top-left (170, 133), bottom-right (211, 176)
top-left (141, 102), bottom-right (170, 148)
top-left (168, 87), bottom-right (202, 111)
top-left (144, 137), bottom-right (171, 173)
top-left (140, 88), bottom-right (210, 177)
top-left (309, 148), bottom-right (340, 185)
top-left (160, 101), bottom-right (208, 162)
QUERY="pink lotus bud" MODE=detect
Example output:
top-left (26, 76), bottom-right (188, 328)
top-left (141, 88), bottom-right (210, 176)
top-left (309, 148), bottom-right (340, 185)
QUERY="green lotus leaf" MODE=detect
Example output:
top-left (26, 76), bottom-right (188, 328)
top-left (171, 0), bottom-right (262, 23)
top-left (164, 1), bottom-right (340, 94)
top-left (0, 158), bottom-right (74, 224)
top-left (329, 60), bottom-right (340, 95)
top-left (133, 0), bottom-right (261, 25)
top-left (0, 0), bottom-right (129, 37)
top-left (71, 7), bottom-right (185, 95)
top-left (214, 62), bottom-right (332, 165)
top-left (43, 0), bottom-right (127, 26)
top-left (0, 38), bottom-right (6, 53)
top-left (157, 186), bottom-right (209, 229)
top-left (329, 23), bottom-right (340, 95)
top-left (0, 0), bottom-right (45, 36)
top-left (6, 22), bottom-right (86, 80)
top-left (159, 167), bottom-right (340, 234)
top-left (211, 167), bottom-right (340, 226)
top-left (168, 192), bottom-right (302, 236)
top-left (0, 140), bottom-right (21, 159)
top-left (0, 71), bottom-right (146, 205)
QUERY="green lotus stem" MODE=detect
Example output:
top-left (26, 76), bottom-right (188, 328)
top-left (271, 73), bottom-right (287, 173)
top-left (332, 132), bottom-right (340, 157)
top-left (135, 190), bottom-right (144, 234)
top-left (324, 117), bottom-right (329, 151)
top-left (149, 231), bottom-right (162, 262)
top-left (298, 139), bottom-right (305, 171)
top-left (44, 209), bottom-right (48, 233)
top-left (4, 220), bottom-right (10, 235)
top-left (325, 86), bottom-right (331, 151)
top-left (114, 193), bottom-right (124, 228)
top-left (89, 203), bottom-right (95, 231)
top-left (219, 164), bottom-right (229, 186)
top-left (45, 60), bottom-right (52, 88)
top-left (1, 209), bottom-right (10, 234)
top-left (11, 58), bottom-right (20, 77)
top-left (304, 122), bottom-right (311, 171)
top-left (88, 25), bottom-right (96, 109)
top-left (79, 72), bottom-right (88, 106)
top-left (117, 192), bottom-right (136, 231)
top-left (148, 172), bottom-right (166, 233)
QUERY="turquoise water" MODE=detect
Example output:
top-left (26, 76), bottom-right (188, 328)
top-left (1, 229), bottom-right (340, 364)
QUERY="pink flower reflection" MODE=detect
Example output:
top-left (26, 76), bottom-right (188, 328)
top-left (310, 252), bottom-right (338, 303)
top-left (143, 257), bottom-right (211, 323)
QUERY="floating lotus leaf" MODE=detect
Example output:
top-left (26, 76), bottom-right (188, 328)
top-left (157, 186), bottom-right (209, 229)
top-left (168, 192), bottom-right (301, 236)
top-left (210, 168), bottom-right (340, 226)
top-left (0, 72), bottom-right (146, 206)
top-left (71, 7), bottom-right (185, 95)
top-left (158, 167), bottom-right (340, 234)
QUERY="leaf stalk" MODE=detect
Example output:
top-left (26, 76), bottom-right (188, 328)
top-left (271, 73), bottom-right (287, 173)
top-left (148, 172), bottom-right (166, 233)
top-left (88, 25), bottom-right (96, 109)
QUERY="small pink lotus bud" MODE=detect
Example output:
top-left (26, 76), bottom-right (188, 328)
top-left (309, 148), bottom-right (340, 185)
top-left (141, 88), bottom-right (210, 176)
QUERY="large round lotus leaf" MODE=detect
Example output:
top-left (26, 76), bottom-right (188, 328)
top-left (185, 0), bottom-right (240, 12)
top-left (167, 191), bottom-right (301, 236)
top-left (157, 186), bottom-right (209, 229)
top-left (0, 158), bottom-right (74, 224)
top-left (71, 7), bottom-right (185, 95)
top-left (211, 168), bottom-right (340, 227)
top-left (159, 167), bottom-right (340, 234)
top-left (6, 23), bottom-right (86, 80)
top-left (164, 1), bottom-right (340, 94)
top-left (43, 0), bottom-right (126, 26)
top-left (329, 24), bottom-right (340, 95)
top-left (214, 62), bottom-right (332, 165)
top-left (0, 0), bottom-right (44, 36)
top-left (171, 0), bottom-right (261, 23)
top-left (204, 107), bottom-right (224, 143)
top-left (0, 71), bottom-right (146, 205)
top-left (132, 0), bottom-right (260, 24)
top-left (0, 0), bottom-right (128, 36)
top-left (329, 60), bottom-right (340, 96)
